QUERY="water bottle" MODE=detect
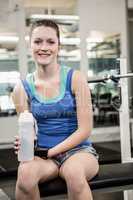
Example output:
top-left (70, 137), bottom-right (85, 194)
top-left (18, 110), bottom-right (35, 162)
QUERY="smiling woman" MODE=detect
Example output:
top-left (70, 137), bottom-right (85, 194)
top-left (12, 19), bottom-right (99, 200)
top-left (30, 26), bottom-right (59, 67)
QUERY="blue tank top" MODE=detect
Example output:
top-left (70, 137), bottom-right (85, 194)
top-left (22, 66), bottom-right (91, 148)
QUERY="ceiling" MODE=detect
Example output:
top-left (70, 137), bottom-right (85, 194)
top-left (0, 0), bottom-right (133, 51)
top-left (24, 0), bottom-right (76, 9)
top-left (0, 0), bottom-right (133, 33)
top-left (0, 0), bottom-right (78, 50)
top-left (0, 0), bottom-right (77, 32)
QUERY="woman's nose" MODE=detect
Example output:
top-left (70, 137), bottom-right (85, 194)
top-left (40, 42), bottom-right (49, 50)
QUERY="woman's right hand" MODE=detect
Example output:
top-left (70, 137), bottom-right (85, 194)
top-left (14, 136), bottom-right (21, 155)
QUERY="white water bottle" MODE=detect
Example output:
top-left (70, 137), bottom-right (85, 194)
top-left (18, 110), bottom-right (35, 162)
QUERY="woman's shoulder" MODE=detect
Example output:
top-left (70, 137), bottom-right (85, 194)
top-left (13, 72), bottom-right (33, 92)
top-left (12, 79), bottom-right (24, 94)
top-left (71, 69), bottom-right (88, 93)
top-left (13, 72), bottom-right (34, 99)
top-left (72, 69), bottom-right (88, 84)
top-left (11, 79), bottom-right (29, 113)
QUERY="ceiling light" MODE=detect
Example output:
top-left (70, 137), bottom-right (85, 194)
top-left (30, 14), bottom-right (79, 21)
top-left (60, 37), bottom-right (80, 45)
top-left (0, 36), bottom-right (18, 43)
top-left (0, 36), bottom-right (29, 43)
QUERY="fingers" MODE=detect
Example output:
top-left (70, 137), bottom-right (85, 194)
top-left (14, 135), bottom-right (20, 155)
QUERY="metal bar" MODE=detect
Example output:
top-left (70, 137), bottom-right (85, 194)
top-left (88, 73), bottom-right (133, 83)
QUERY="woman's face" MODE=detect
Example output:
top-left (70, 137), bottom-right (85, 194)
top-left (30, 26), bottom-right (59, 66)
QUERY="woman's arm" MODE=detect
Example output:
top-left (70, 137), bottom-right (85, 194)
top-left (48, 70), bottom-right (93, 157)
top-left (11, 80), bottom-right (29, 114)
top-left (12, 81), bottom-right (36, 154)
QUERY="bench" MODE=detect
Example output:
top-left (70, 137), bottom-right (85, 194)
top-left (39, 162), bottom-right (133, 197)
top-left (1, 162), bottom-right (133, 197)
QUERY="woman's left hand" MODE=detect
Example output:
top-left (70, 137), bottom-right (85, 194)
top-left (47, 146), bottom-right (62, 158)
top-left (47, 148), bottom-right (55, 158)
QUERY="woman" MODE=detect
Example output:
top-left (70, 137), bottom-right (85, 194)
top-left (12, 19), bottom-right (99, 200)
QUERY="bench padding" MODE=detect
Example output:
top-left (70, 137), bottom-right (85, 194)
top-left (39, 162), bottom-right (133, 197)
top-left (1, 162), bottom-right (133, 197)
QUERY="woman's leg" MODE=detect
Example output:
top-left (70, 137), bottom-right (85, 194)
top-left (59, 152), bottom-right (99, 200)
top-left (16, 156), bottom-right (59, 200)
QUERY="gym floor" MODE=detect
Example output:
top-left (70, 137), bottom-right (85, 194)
top-left (0, 141), bottom-right (126, 199)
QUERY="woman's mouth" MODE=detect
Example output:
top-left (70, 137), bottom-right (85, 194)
top-left (38, 53), bottom-right (51, 58)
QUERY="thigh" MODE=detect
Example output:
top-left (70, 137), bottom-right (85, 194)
top-left (59, 152), bottom-right (99, 181)
top-left (17, 156), bottom-right (59, 184)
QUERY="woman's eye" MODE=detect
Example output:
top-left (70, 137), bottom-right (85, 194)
top-left (34, 40), bottom-right (41, 44)
top-left (48, 40), bottom-right (55, 44)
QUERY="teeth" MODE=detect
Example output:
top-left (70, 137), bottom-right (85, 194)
top-left (39, 54), bottom-right (50, 56)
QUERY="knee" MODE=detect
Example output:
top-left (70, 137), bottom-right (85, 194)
top-left (60, 167), bottom-right (86, 194)
top-left (16, 164), bottom-right (37, 194)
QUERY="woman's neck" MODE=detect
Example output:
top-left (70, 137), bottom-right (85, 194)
top-left (35, 62), bottom-right (60, 81)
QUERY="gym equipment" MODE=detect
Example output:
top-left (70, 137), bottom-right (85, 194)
top-left (88, 72), bottom-right (133, 83)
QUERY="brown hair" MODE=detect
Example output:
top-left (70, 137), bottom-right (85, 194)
top-left (30, 19), bottom-right (60, 45)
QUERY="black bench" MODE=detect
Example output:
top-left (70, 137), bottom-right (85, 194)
top-left (1, 162), bottom-right (133, 197)
top-left (39, 162), bottom-right (133, 197)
